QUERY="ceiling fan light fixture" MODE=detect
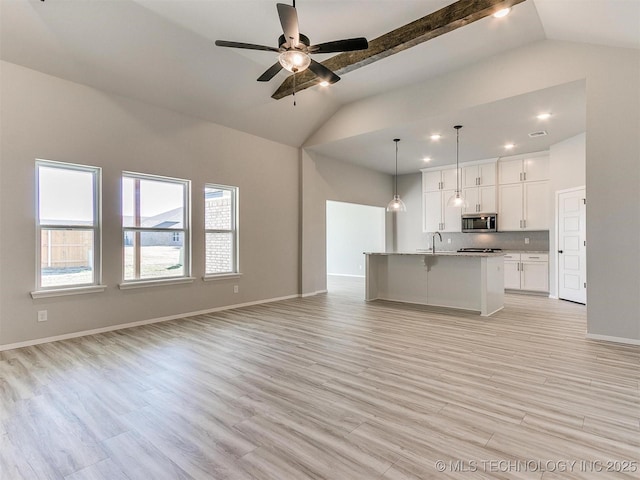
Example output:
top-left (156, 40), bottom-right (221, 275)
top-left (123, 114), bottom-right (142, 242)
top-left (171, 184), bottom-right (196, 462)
top-left (493, 7), bottom-right (511, 18)
top-left (319, 80), bottom-right (330, 87)
top-left (278, 50), bottom-right (311, 73)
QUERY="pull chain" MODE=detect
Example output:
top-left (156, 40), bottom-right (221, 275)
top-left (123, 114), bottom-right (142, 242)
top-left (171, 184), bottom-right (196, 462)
top-left (293, 72), bottom-right (296, 106)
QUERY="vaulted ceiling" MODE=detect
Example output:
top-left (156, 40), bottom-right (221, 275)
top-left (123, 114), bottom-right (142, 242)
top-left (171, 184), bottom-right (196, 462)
top-left (1, 1), bottom-right (638, 173)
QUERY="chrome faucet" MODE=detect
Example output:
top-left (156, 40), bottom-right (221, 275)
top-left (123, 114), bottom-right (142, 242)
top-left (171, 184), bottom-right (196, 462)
top-left (431, 231), bottom-right (442, 254)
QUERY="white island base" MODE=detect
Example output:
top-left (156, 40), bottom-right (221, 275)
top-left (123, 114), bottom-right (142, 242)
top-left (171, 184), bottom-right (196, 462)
top-left (365, 252), bottom-right (505, 317)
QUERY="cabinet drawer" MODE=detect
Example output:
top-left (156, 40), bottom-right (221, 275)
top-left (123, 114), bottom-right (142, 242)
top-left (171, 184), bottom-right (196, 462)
top-left (522, 253), bottom-right (548, 262)
top-left (503, 254), bottom-right (520, 261)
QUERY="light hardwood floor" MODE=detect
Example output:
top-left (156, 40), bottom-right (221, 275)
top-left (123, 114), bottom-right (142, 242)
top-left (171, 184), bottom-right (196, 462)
top-left (1, 277), bottom-right (638, 479)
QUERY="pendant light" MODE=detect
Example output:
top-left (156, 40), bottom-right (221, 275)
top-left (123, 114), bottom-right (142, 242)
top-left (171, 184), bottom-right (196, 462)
top-left (447, 125), bottom-right (468, 208)
top-left (387, 138), bottom-right (407, 212)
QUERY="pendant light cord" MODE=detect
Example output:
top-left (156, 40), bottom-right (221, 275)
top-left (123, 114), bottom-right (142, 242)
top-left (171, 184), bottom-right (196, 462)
top-left (456, 128), bottom-right (459, 192)
top-left (393, 138), bottom-right (400, 196)
top-left (454, 125), bottom-right (462, 193)
top-left (395, 140), bottom-right (398, 195)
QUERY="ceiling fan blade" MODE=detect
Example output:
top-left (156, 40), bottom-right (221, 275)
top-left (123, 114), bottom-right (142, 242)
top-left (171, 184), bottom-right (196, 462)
top-left (308, 59), bottom-right (340, 84)
top-left (309, 37), bottom-right (369, 54)
top-left (257, 62), bottom-right (284, 82)
top-left (215, 40), bottom-right (279, 52)
top-left (276, 3), bottom-right (300, 48)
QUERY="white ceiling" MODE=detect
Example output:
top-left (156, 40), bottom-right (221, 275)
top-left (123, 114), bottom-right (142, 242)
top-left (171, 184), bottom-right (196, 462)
top-left (1, 0), bottom-right (638, 172)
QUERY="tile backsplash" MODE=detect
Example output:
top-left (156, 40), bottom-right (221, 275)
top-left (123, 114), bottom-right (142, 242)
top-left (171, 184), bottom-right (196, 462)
top-left (426, 231), bottom-right (549, 252)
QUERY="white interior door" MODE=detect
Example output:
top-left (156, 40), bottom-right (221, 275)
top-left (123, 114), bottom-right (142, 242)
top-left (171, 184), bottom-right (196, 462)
top-left (558, 188), bottom-right (587, 304)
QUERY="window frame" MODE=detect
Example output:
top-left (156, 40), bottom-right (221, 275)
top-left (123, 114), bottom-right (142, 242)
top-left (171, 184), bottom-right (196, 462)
top-left (204, 183), bottom-right (239, 278)
top-left (121, 171), bottom-right (191, 285)
top-left (35, 159), bottom-right (102, 292)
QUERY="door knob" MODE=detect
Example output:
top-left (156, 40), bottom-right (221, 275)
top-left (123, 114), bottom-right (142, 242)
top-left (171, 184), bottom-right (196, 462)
top-left (558, 250), bottom-right (563, 254)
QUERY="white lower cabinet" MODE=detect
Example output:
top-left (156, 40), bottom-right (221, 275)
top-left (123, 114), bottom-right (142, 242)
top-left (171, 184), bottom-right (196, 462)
top-left (503, 253), bottom-right (549, 293)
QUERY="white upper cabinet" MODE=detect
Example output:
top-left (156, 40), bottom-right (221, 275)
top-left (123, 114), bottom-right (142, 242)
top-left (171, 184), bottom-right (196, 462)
top-left (441, 168), bottom-right (459, 190)
top-left (462, 162), bottom-right (496, 188)
top-left (462, 160), bottom-right (497, 213)
top-left (423, 170), bottom-right (442, 192)
top-left (498, 181), bottom-right (549, 231)
top-left (422, 167), bottom-right (462, 232)
top-left (423, 168), bottom-right (459, 191)
top-left (423, 189), bottom-right (462, 233)
top-left (499, 156), bottom-right (549, 184)
top-left (523, 181), bottom-right (550, 230)
top-left (523, 157), bottom-right (550, 182)
top-left (423, 190), bottom-right (442, 232)
top-left (498, 184), bottom-right (523, 231)
top-left (497, 154), bottom-right (550, 231)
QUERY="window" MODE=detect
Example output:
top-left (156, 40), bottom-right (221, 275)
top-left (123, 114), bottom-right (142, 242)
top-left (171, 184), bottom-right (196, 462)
top-left (205, 184), bottom-right (238, 275)
top-left (122, 172), bottom-right (190, 282)
top-left (36, 160), bottom-right (101, 290)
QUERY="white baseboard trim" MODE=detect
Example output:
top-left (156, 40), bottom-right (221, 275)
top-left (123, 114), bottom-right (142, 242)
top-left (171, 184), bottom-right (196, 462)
top-left (0, 293), bottom-right (300, 352)
top-left (301, 290), bottom-right (328, 298)
top-left (548, 295), bottom-right (559, 300)
top-left (327, 273), bottom-right (365, 278)
top-left (585, 333), bottom-right (640, 346)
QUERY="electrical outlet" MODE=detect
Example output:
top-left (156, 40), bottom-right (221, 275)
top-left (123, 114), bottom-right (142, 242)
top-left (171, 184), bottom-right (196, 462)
top-left (447, 238), bottom-right (451, 244)
top-left (233, 285), bottom-right (239, 294)
top-left (524, 238), bottom-right (530, 244)
top-left (37, 310), bottom-right (48, 322)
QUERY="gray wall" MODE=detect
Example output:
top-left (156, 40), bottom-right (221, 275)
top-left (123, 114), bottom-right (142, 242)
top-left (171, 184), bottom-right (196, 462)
top-left (300, 151), bottom-right (393, 295)
top-left (306, 40), bottom-right (640, 342)
top-left (326, 201), bottom-right (385, 277)
top-left (0, 61), bottom-right (300, 346)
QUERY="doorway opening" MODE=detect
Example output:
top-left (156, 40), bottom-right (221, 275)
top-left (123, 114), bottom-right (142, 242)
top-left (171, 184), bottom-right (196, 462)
top-left (326, 201), bottom-right (385, 296)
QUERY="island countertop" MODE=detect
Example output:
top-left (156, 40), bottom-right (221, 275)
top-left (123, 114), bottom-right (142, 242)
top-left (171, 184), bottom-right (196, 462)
top-left (364, 251), bottom-right (505, 257)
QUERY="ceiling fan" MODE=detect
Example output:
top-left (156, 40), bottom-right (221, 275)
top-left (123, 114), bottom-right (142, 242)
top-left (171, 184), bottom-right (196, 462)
top-left (215, 1), bottom-right (369, 88)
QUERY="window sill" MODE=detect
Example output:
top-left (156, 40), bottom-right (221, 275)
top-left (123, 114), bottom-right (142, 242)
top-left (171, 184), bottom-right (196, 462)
top-left (31, 285), bottom-right (107, 299)
top-left (119, 277), bottom-right (197, 290)
top-left (203, 273), bottom-right (243, 282)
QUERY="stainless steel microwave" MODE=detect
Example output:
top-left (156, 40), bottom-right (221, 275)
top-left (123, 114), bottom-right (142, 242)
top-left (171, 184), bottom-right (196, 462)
top-left (462, 214), bottom-right (497, 232)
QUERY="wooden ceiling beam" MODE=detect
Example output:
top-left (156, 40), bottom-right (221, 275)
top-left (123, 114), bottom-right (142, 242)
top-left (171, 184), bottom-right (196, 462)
top-left (272, 0), bottom-right (527, 100)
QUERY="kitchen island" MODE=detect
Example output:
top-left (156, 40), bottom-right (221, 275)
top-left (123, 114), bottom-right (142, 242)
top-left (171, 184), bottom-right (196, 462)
top-left (365, 252), bottom-right (504, 316)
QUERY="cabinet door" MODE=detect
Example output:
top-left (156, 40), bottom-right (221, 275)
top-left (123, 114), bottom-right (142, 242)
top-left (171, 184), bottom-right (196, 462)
top-left (441, 189), bottom-right (462, 232)
top-left (478, 162), bottom-right (496, 186)
top-left (478, 185), bottom-right (496, 213)
top-left (498, 159), bottom-right (523, 184)
top-left (523, 181), bottom-right (549, 230)
top-left (423, 191), bottom-right (442, 232)
top-left (441, 168), bottom-right (459, 191)
top-left (462, 187), bottom-right (479, 214)
top-left (504, 260), bottom-right (521, 289)
top-left (498, 184), bottom-right (523, 231)
top-left (523, 156), bottom-right (549, 182)
top-left (521, 261), bottom-right (549, 292)
top-left (422, 171), bottom-right (442, 192)
top-left (462, 165), bottom-right (479, 189)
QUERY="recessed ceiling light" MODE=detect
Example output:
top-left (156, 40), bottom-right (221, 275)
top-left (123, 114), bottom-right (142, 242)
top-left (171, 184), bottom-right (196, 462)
top-left (423, 157), bottom-right (431, 163)
top-left (430, 134), bottom-right (441, 141)
top-left (493, 8), bottom-right (511, 18)
top-left (537, 112), bottom-right (552, 120)
top-left (319, 81), bottom-right (330, 87)
top-left (504, 143), bottom-right (515, 150)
